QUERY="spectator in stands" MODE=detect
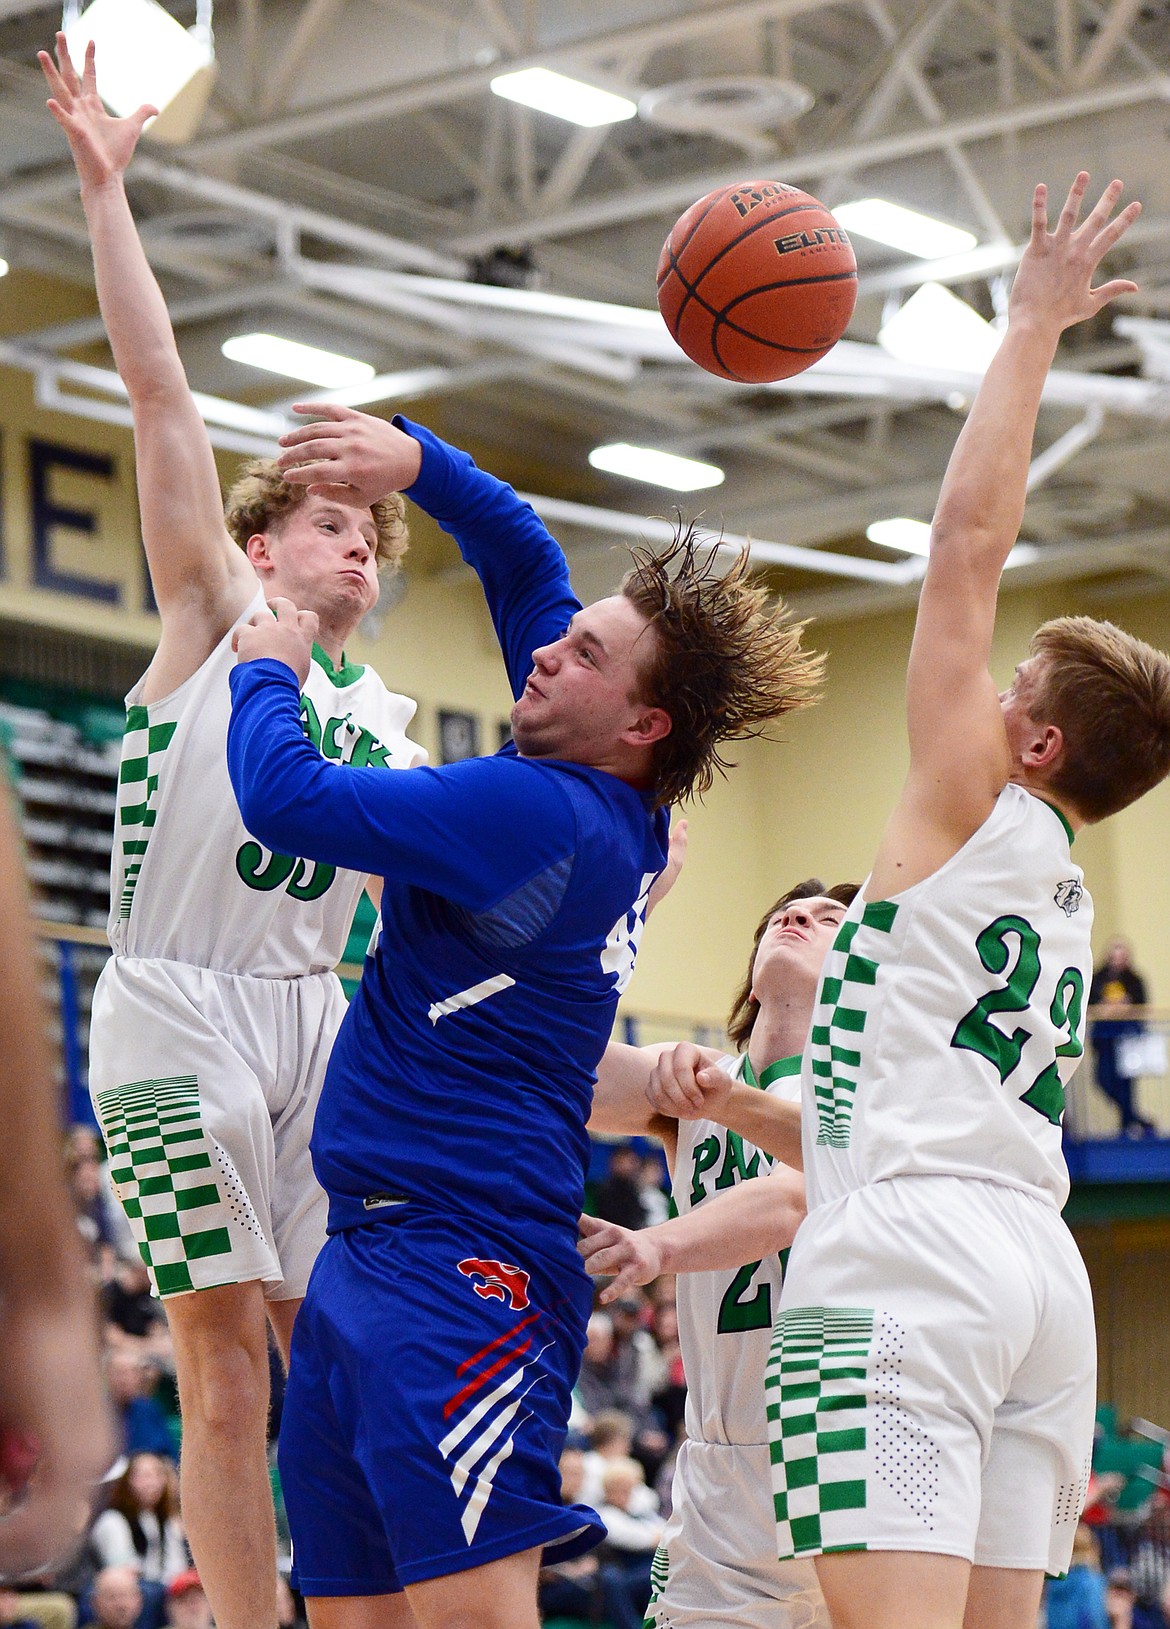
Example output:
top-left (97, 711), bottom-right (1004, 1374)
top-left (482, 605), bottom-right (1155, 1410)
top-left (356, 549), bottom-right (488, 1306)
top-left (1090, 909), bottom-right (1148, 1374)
top-left (648, 1299), bottom-right (686, 1446)
top-left (1127, 1500), bottom-right (1170, 1629)
top-left (0, 794), bottom-right (114, 1578)
top-left (90, 1454), bottom-right (187, 1591)
top-left (81, 1568), bottom-right (141, 1629)
top-left (596, 1456), bottom-right (665, 1629)
top-left (1107, 1568), bottom-right (1138, 1629)
top-left (1046, 1521), bottom-right (1110, 1629)
top-left (102, 1260), bottom-right (164, 1344)
top-left (65, 1130), bottom-right (117, 1276)
top-left (638, 1152), bottom-right (670, 1227)
top-left (104, 1352), bottom-right (174, 1463)
top-left (1090, 938), bottom-right (1156, 1137)
top-left (536, 1449), bottom-right (602, 1624)
top-left (161, 1572), bottom-right (209, 1629)
top-left (594, 1143), bottom-right (648, 1231)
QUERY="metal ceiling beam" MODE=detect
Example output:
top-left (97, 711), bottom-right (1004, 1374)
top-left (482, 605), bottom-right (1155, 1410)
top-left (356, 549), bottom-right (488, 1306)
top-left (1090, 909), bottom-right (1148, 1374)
top-left (445, 71), bottom-right (1170, 252)
top-left (183, 0), bottom-right (831, 160)
top-left (1073, 0), bottom-right (1148, 86)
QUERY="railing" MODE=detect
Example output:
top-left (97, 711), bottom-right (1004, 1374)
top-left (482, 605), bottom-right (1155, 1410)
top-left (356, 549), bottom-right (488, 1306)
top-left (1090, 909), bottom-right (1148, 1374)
top-left (34, 920), bottom-right (1170, 1151)
top-left (1065, 1008), bottom-right (1170, 1144)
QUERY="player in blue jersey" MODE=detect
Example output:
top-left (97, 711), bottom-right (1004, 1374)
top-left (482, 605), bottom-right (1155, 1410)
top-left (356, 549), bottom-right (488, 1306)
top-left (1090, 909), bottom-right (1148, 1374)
top-left (224, 410), bottom-right (823, 1629)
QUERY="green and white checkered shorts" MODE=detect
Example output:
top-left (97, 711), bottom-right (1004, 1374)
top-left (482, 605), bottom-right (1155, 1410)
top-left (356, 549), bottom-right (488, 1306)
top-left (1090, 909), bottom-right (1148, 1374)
top-left (90, 955), bottom-right (345, 1299)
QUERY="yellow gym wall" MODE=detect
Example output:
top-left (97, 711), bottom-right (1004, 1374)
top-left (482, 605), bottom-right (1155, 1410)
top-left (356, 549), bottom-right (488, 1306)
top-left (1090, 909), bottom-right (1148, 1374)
top-left (3, 355), bottom-right (1169, 1029)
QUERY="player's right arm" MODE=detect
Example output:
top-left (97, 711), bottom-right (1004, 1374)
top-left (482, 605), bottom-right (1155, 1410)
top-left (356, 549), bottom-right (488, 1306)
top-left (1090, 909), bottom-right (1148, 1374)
top-left (579, 1166), bottom-right (805, 1302)
top-left (40, 37), bottom-right (254, 690)
top-left (646, 1042), bottom-right (804, 1169)
top-left (589, 1042), bottom-right (677, 1151)
top-left (275, 407), bottom-right (579, 699)
top-left (868, 175), bottom-right (1139, 901)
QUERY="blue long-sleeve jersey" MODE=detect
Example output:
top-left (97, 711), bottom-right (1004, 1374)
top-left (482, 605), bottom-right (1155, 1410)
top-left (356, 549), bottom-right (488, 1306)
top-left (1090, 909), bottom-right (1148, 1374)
top-left (227, 421), bottom-right (669, 1272)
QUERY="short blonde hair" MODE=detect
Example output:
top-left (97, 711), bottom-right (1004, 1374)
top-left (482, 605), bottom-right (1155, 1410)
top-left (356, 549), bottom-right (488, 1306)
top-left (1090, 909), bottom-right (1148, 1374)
top-left (1030, 616), bottom-right (1170, 822)
top-left (223, 459), bottom-right (408, 572)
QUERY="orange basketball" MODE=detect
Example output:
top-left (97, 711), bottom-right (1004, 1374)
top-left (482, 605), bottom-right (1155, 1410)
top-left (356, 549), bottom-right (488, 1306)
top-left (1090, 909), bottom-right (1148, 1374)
top-left (656, 181), bottom-right (858, 383)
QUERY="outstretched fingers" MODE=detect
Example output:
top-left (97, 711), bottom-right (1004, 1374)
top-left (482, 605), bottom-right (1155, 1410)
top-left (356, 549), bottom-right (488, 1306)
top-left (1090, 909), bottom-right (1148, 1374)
top-left (1054, 170), bottom-right (1090, 238)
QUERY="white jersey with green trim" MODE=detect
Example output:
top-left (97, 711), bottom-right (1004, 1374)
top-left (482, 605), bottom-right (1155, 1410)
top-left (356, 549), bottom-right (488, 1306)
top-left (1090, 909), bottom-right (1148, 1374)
top-left (801, 783), bottom-right (1092, 1214)
top-left (673, 1052), bottom-right (800, 1447)
top-left (107, 588), bottom-right (425, 975)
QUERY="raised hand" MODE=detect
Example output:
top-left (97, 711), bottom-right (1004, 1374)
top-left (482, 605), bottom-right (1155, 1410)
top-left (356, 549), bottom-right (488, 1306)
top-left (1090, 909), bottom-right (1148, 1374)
top-left (39, 32), bottom-right (156, 191)
top-left (1010, 172), bottom-right (1140, 334)
top-left (277, 404), bottom-right (424, 506)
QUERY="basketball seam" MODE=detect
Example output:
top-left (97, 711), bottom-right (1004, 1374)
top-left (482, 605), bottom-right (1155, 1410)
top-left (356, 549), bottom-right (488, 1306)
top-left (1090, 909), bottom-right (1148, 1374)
top-left (661, 195), bottom-right (853, 364)
top-left (657, 188), bottom-right (729, 290)
top-left (669, 269), bottom-right (848, 382)
top-left (674, 198), bottom-right (847, 305)
top-left (662, 197), bottom-right (827, 336)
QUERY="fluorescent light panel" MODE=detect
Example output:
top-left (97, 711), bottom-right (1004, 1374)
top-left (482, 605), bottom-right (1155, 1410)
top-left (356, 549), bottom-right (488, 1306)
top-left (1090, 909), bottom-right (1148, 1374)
top-left (589, 443), bottom-right (723, 492)
top-left (222, 333), bottom-right (375, 388)
top-left (868, 518), bottom-right (1039, 570)
top-left (66, 0), bottom-right (213, 117)
top-left (867, 517), bottom-right (931, 556)
top-left (878, 282), bottom-right (1002, 373)
top-left (835, 198), bottom-right (977, 259)
top-left (490, 67), bottom-right (637, 127)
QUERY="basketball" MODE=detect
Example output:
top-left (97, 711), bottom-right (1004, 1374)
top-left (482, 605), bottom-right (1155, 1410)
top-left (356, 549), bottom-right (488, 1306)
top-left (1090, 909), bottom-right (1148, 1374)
top-left (656, 181), bottom-right (858, 383)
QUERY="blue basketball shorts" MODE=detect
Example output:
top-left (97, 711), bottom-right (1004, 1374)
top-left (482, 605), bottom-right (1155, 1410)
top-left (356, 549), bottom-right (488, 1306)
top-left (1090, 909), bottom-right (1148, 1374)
top-left (278, 1207), bottom-right (604, 1595)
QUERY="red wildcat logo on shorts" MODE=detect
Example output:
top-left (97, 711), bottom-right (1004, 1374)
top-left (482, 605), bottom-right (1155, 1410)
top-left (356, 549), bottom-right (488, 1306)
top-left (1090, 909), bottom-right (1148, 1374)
top-left (457, 1257), bottom-right (531, 1310)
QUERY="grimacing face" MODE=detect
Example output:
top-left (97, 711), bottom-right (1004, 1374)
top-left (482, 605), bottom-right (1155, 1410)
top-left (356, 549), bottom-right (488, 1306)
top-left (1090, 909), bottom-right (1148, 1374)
top-left (249, 494), bottom-right (381, 623)
top-left (510, 595), bottom-right (666, 768)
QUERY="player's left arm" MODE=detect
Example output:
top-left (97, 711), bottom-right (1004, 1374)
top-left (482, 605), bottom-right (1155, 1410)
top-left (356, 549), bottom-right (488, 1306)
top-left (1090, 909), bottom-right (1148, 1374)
top-left (588, 1042), bottom-right (678, 1152)
top-left (275, 406), bottom-right (580, 700)
top-left (579, 1166), bottom-right (805, 1301)
top-left (227, 613), bottom-right (575, 905)
top-left (869, 175), bottom-right (1140, 899)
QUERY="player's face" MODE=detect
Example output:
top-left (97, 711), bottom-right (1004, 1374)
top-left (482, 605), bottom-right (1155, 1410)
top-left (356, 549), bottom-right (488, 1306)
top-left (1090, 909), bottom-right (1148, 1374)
top-left (252, 494), bottom-right (380, 629)
top-left (750, 895), bottom-right (848, 1006)
top-left (511, 595), bottom-right (663, 767)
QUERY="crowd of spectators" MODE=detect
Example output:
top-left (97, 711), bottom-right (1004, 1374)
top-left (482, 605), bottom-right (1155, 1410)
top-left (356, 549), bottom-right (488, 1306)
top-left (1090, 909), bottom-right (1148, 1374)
top-left (21, 1123), bottom-right (1170, 1629)
top-left (7, 1124), bottom-right (300, 1629)
top-left (1043, 1410), bottom-right (1170, 1629)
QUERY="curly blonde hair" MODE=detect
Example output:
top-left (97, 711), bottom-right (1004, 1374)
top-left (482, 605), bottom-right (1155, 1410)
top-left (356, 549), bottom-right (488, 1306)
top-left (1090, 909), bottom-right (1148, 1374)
top-left (620, 524), bottom-right (824, 807)
top-left (223, 460), bottom-right (408, 571)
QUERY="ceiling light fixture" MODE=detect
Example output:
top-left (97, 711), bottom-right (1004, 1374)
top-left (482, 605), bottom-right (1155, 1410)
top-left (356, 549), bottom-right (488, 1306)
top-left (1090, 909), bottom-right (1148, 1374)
top-left (221, 333), bottom-right (376, 389)
top-left (63, 0), bottom-right (217, 145)
top-left (878, 282), bottom-right (1002, 373)
top-left (868, 517), bottom-right (1038, 571)
top-left (490, 67), bottom-right (637, 127)
top-left (589, 443), bottom-right (724, 492)
top-left (835, 198), bottom-right (977, 260)
top-left (866, 517), bottom-right (931, 556)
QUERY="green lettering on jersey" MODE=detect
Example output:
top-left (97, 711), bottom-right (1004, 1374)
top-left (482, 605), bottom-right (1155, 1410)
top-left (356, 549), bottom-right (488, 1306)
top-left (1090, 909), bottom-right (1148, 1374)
top-left (951, 914), bottom-right (1040, 1081)
top-left (235, 842), bottom-right (336, 902)
top-left (714, 1130), bottom-right (760, 1190)
top-left (299, 695), bottom-right (323, 750)
top-left (286, 858), bottom-right (337, 902)
top-left (717, 1261), bottom-right (771, 1333)
top-left (688, 1136), bottom-right (721, 1206)
top-left (235, 843), bottom-right (297, 892)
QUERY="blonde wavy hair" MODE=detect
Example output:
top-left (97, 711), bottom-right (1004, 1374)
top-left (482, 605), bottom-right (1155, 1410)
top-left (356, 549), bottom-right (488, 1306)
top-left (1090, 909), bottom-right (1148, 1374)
top-left (224, 460), bottom-right (408, 571)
